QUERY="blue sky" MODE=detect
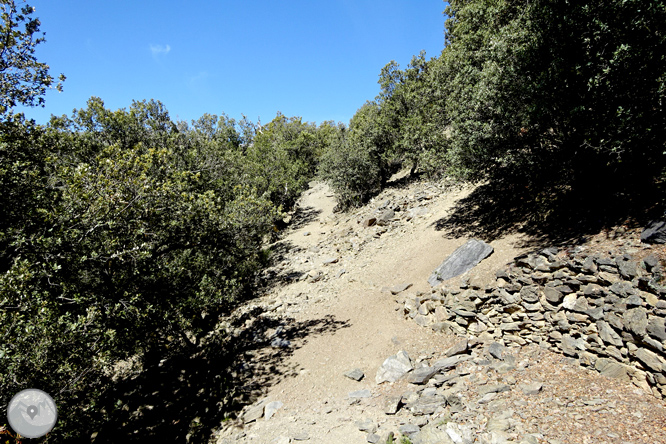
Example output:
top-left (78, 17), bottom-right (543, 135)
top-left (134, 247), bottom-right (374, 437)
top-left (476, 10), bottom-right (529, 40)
top-left (18, 1), bottom-right (447, 126)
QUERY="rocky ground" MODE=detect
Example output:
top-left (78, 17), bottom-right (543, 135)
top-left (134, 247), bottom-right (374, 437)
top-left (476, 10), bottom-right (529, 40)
top-left (212, 177), bottom-right (666, 444)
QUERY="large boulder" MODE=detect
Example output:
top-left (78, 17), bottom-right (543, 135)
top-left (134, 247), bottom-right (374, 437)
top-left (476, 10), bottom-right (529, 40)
top-left (641, 219), bottom-right (666, 244)
top-left (428, 239), bottom-right (494, 286)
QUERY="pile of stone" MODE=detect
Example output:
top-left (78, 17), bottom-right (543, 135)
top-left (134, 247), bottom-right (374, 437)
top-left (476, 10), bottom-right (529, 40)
top-left (402, 247), bottom-right (666, 398)
top-left (357, 343), bottom-right (545, 444)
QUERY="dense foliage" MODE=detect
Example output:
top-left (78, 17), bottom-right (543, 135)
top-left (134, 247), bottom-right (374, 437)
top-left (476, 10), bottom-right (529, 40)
top-left (0, 4), bottom-right (335, 434)
top-left (0, 95), bottom-right (340, 439)
top-left (320, 0), bottom-right (666, 211)
top-left (0, 0), bottom-right (65, 115)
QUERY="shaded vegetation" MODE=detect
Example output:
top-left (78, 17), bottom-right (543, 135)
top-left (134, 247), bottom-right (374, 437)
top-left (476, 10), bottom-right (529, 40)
top-left (319, 0), bottom-right (666, 221)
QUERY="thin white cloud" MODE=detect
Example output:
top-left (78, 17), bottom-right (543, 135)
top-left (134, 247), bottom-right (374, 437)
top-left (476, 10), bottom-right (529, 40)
top-left (150, 44), bottom-right (171, 59)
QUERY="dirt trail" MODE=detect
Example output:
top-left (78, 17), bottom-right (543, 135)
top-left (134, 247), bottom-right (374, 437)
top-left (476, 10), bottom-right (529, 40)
top-left (216, 179), bottom-right (529, 443)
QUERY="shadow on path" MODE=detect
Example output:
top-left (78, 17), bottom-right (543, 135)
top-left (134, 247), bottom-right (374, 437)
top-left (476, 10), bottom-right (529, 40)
top-left (431, 178), bottom-right (663, 250)
top-left (94, 311), bottom-right (350, 443)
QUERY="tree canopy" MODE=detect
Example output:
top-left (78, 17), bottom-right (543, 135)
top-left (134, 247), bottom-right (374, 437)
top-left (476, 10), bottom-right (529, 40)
top-left (0, 0), bottom-right (64, 115)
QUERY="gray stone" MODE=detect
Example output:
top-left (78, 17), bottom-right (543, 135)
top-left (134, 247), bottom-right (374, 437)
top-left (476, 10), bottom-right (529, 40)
top-left (624, 307), bottom-right (648, 337)
top-left (643, 335), bottom-right (663, 352)
top-left (428, 239), bottom-right (494, 286)
top-left (445, 393), bottom-right (464, 413)
top-left (444, 339), bottom-right (469, 357)
top-left (617, 260), bottom-right (639, 280)
top-left (344, 368), bottom-right (365, 381)
top-left (433, 354), bottom-right (473, 370)
top-left (500, 322), bottom-right (521, 331)
top-left (410, 395), bottom-right (448, 415)
top-left (520, 285), bottom-right (540, 303)
top-left (243, 400), bottom-right (267, 423)
top-left (376, 351), bottom-right (413, 384)
top-left (597, 320), bottom-right (624, 347)
top-left (498, 288), bottom-right (520, 305)
top-left (555, 285), bottom-right (575, 294)
top-left (398, 424), bottom-right (421, 436)
top-left (487, 417), bottom-right (512, 432)
top-left (560, 334), bottom-right (577, 357)
top-left (376, 209), bottom-right (395, 226)
top-left (384, 396), bottom-right (402, 415)
top-left (572, 296), bottom-right (591, 313)
top-left (647, 316), bottom-right (666, 341)
top-left (356, 419), bottom-right (377, 433)
top-left (414, 314), bottom-right (432, 327)
top-left (264, 401), bottom-right (284, 420)
top-left (405, 366), bottom-right (438, 385)
top-left (609, 281), bottom-right (635, 297)
top-left (544, 287), bottom-right (564, 304)
top-left (478, 383), bottom-right (511, 396)
top-left (349, 389), bottom-right (372, 399)
top-left (519, 382), bottom-right (543, 395)
top-left (605, 312), bottom-right (625, 331)
top-left (595, 358), bottom-right (630, 382)
top-left (271, 337), bottom-right (291, 348)
top-left (582, 256), bottom-right (598, 274)
top-left (583, 284), bottom-right (604, 297)
top-left (641, 220), bottom-right (666, 244)
top-left (389, 283), bottom-right (413, 294)
top-left (321, 256), bottom-right (339, 265)
top-left (362, 217), bottom-right (377, 227)
top-left (626, 294), bottom-right (643, 307)
top-left (585, 306), bottom-right (604, 320)
top-left (644, 254), bottom-right (660, 270)
top-left (411, 426), bottom-right (455, 444)
top-left (488, 342), bottom-right (505, 360)
top-left (605, 345), bottom-right (624, 361)
top-left (366, 433), bottom-right (380, 444)
top-left (635, 348), bottom-right (663, 372)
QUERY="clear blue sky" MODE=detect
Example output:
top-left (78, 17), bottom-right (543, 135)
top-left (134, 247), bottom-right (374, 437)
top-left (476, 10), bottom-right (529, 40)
top-left (18, 1), bottom-right (448, 126)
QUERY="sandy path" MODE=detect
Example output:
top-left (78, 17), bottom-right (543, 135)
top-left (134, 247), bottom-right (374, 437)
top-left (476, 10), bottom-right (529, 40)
top-left (219, 180), bottom-right (529, 443)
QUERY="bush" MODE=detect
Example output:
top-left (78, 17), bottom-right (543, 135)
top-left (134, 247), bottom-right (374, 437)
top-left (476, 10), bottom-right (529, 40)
top-left (0, 102), bottom-right (281, 439)
top-left (318, 104), bottom-right (385, 210)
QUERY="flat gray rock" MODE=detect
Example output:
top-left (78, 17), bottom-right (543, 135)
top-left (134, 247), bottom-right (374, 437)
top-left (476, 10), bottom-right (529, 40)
top-left (243, 399), bottom-right (268, 423)
top-left (428, 239), bottom-right (494, 286)
top-left (348, 389), bottom-right (372, 399)
top-left (478, 383), bottom-right (511, 396)
top-left (444, 339), bottom-right (468, 357)
top-left (405, 366), bottom-right (438, 385)
top-left (399, 424), bottom-right (421, 436)
top-left (377, 209), bottom-right (395, 226)
top-left (356, 419), bottom-right (377, 433)
top-left (264, 401), bottom-right (284, 420)
top-left (488, 342), bottom-right (505, 360)
top-left (641, 220), bottom-right (666, 244)
top-left (433, 354), bottom-right (472, 371)
top-left (519, 382), bottom-right (543, 395)
top-left (344, 368), bottom-right (365, 381)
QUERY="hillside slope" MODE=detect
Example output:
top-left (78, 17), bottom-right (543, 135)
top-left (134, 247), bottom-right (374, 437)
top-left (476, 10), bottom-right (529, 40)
top-left (214, 179), bottom-right (666, 444)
